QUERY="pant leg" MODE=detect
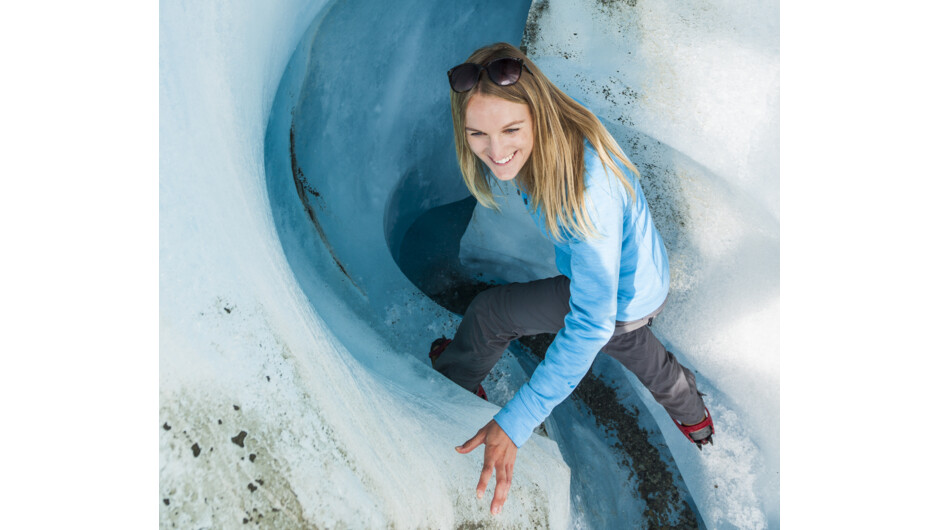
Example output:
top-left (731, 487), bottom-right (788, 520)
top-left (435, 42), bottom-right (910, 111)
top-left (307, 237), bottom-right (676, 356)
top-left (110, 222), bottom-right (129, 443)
top-left (601, 326), bottom-right (706, 425)
top-left (434, 275), bottom-right (571, 392)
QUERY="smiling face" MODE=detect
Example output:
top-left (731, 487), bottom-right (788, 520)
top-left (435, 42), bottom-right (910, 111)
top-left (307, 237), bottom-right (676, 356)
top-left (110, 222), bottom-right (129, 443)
top-left (464, 93), bottom-right (534, 182)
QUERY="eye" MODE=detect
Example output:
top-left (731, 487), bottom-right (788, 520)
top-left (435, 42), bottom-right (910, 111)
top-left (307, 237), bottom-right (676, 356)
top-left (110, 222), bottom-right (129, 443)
top-left (469, 131), bottom-right (485, 137)
top-left (504, 128), bottom-right (519, 134)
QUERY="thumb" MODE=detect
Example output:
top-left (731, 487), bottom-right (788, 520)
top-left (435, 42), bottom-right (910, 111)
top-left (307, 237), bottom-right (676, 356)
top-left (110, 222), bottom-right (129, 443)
top-left (456, 427), bottom-right (487, 454)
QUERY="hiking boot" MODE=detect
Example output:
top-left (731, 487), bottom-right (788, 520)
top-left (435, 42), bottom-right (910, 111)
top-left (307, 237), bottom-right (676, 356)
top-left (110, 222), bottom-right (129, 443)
top-left (428, 337), bottom-right (487, 401)
top-left (428, 337), bottom-right (452, 370)
top-left (675, 407), bottom-right (714, 450)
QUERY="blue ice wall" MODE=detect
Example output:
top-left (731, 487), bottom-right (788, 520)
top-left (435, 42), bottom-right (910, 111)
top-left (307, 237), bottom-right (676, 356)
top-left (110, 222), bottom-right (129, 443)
top-left (161, 0), bottom-right (778, 526)
top-left (267, 0), bottom-right (532, 355)
top-left (162, 0), bottom-right (573, 527)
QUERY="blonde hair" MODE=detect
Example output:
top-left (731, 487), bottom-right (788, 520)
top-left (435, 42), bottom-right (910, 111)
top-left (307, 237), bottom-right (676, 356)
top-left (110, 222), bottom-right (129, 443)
top-left (450, 42), bottom-right (639, 241)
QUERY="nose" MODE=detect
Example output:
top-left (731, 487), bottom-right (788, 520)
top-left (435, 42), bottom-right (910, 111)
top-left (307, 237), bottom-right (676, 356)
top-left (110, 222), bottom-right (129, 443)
top-left (488, 137), bottom-right (508, 159)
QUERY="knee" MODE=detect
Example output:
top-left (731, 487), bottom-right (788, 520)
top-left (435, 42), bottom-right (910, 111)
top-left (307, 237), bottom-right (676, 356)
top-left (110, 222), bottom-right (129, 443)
top-left (466, 286), bottom-right (503, 320)
top-left (465, 284), bottom-right (519, 333)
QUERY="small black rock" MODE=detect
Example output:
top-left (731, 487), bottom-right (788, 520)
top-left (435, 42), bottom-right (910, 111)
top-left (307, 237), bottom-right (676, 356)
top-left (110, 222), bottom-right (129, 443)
top-left (232, 431), bottom-right (248, 447)
top-left (191, 443), bottom-right (201, 457)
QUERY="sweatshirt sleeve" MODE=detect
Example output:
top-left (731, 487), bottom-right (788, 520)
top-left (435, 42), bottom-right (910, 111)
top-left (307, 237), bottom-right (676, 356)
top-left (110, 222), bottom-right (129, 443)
top-left (494, 178), bottom-right (625, 446)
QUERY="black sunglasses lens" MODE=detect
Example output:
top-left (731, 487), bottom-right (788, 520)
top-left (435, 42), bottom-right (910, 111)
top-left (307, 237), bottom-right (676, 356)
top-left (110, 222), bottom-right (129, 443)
top-left (449, 63), bottom-right (482, 93)
top-left (487, 58), bottom-right (522, 86)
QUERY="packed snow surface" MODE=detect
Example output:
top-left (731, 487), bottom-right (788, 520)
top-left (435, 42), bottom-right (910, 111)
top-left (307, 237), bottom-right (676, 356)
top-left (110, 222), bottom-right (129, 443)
top-left (160, 0), bottom-right (778, 528)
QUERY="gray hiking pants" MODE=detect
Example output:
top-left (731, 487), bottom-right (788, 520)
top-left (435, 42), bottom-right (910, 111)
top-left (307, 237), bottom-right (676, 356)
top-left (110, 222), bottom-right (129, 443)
top-left (434, 275), bottom-right (706, 425)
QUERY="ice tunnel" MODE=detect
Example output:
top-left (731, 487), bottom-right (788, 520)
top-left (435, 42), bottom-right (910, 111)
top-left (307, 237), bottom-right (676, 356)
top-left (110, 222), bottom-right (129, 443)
top-left (160, 0), bottom-right (779, 528)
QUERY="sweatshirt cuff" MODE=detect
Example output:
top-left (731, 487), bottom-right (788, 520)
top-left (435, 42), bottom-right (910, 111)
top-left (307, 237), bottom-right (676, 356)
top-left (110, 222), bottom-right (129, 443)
top-left (493, 385), bottom-right (545, 447)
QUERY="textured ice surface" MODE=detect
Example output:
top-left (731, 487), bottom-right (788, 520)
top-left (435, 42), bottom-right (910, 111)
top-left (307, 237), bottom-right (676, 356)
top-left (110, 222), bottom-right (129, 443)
top-left (160, 0), bottom-right (778, 527)
top-left (161, 0), bottom-right (570, 527)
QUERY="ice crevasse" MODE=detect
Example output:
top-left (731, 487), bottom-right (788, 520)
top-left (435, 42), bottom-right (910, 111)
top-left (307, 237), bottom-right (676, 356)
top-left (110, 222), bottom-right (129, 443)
top-left (159, 0), bottom-right (779, 528)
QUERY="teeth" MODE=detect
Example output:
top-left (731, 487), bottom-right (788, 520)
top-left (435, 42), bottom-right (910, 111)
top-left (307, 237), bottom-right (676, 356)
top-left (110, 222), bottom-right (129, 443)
top-left (494, 151), bottom-right (515, 164)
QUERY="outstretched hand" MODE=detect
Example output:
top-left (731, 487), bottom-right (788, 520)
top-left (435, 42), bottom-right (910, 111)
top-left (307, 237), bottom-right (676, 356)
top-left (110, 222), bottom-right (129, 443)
top-left (456, 419), bottom-right (518, 515)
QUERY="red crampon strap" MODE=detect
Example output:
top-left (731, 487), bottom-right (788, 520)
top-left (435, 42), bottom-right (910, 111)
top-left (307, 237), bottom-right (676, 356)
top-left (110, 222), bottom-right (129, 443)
top-left (428, 337), bottom-right (487, 401)
top-left (428, 337), bottom-right (452, 366)
top-left (674, 407), bottom-right (714, 447)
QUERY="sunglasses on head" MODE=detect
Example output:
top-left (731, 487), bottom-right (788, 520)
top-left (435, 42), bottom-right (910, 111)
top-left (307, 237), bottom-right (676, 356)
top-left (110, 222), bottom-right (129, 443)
top-left (447, 57), bottom-right (531, 93)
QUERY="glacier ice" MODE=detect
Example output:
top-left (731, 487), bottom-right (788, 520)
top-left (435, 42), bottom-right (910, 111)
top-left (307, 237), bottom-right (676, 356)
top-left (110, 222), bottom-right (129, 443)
top-left (160, 0), bottom-right (779, 527)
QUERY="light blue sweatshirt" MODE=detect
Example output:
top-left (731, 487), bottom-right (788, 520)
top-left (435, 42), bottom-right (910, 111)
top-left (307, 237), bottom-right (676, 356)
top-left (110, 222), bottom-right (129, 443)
top-left (493, 142), bottom-right (670, 447)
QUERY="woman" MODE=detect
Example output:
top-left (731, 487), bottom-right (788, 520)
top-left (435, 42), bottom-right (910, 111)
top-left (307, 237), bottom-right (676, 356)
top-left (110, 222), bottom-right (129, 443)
top-left (430, 42), bottom-right (713, 515)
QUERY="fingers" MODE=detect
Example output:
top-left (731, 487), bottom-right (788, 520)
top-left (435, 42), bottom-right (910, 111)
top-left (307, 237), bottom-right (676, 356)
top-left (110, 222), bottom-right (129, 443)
top-left (476, 462), bottom-right (494, 499)
top-left (455, 427), bottom-right (486, 454)
top-left (456, 421), bottom-right (517, 514)
top-left (490, 461), bottom-right (514, 515)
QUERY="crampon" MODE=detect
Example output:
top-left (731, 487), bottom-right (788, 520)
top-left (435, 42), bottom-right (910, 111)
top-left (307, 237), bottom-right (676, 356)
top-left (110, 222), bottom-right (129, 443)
top-left (675, 407), bottom-right (714, 450)
top-left (428, 337), bottom-right (487, 401)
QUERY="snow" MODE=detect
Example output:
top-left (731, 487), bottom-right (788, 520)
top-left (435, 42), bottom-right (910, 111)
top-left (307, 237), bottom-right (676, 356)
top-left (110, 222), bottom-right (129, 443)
top-left (157, 0), bottom-right (778, 527)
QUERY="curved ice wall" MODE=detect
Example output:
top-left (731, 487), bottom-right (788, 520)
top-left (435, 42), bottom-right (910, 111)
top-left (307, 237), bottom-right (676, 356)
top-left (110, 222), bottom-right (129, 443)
top-left (160, 0), bottom-right (779, 527)
top-left (161, 1), bottom-right (569, 528)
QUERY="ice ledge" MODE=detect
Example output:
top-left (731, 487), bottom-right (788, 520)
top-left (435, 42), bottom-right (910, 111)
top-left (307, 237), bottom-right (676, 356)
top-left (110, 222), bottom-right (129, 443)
top-left (160, 0), bottom-right (573, 527)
